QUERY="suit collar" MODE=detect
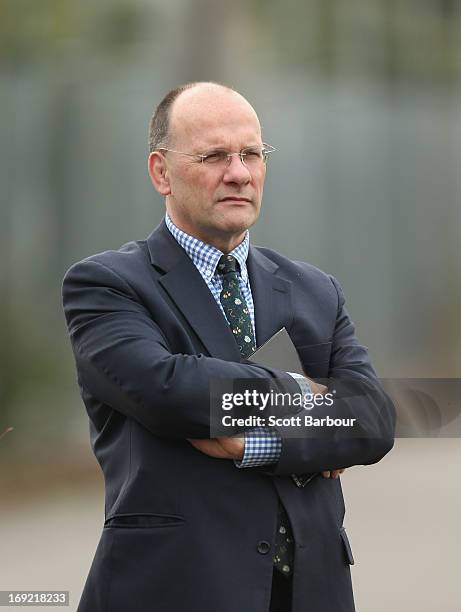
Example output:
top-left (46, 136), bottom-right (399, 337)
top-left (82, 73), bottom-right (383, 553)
top-left (164, 212), bottom-right (251, 282)
top-left (146, 221), bottom-right (293, 359)
top-left (247, 246), bottom-right (293, 346)
top-left (147, 221), bottom-right (241, 361)
top-left (146, 219), bottom-right (186, 272)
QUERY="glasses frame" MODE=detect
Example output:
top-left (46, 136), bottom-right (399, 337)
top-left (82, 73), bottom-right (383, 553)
top-left (157, 143), bottom-right (276, 167)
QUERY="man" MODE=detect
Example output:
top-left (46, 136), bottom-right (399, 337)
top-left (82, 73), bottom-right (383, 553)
top-left (62, 82), bottom-right (395, 612)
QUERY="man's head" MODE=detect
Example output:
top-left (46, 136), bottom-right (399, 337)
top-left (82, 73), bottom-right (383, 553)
top-left (148, 82), bottom-right (270, 253)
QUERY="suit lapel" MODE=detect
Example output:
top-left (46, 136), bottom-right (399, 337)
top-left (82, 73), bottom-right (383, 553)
top-left (247, 246), bottom-right (294, 347)
top-left (146, 221), bottom-right (242, 362)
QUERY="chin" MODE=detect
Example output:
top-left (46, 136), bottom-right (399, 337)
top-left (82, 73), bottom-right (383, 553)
top-left (218, 208), bottom-right (259, 233)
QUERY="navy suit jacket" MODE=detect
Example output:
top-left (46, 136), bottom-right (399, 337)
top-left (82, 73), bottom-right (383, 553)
top-left (62, 220), bottom-right (395, 612)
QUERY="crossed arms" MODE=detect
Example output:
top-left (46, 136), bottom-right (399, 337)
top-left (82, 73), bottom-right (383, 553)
top-left (62, 258), bottom-right (395, 475)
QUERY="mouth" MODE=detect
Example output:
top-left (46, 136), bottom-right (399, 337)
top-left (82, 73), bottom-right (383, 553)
top-left (218, 197), bottom-right (252, 203)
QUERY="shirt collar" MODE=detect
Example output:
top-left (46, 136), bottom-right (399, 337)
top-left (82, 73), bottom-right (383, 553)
top-left (165, 213), bottom-right (249, 281)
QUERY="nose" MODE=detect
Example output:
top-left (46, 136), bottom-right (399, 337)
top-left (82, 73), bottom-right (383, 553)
top-left (222, 153), bottom-right (251, 185)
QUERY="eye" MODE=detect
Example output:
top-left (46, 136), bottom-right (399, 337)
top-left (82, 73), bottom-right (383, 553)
top-left (242, 148), bottom-right (262, 159)
top-left (202, 151), bottom-right (228, 164)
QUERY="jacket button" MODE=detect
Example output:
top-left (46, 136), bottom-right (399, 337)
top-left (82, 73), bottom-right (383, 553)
top-left (257, 541), bottom-right (271, 554)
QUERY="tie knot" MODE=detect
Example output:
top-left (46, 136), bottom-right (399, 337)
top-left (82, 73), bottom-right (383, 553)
top-left (218, 254), bottom-right (238, 275)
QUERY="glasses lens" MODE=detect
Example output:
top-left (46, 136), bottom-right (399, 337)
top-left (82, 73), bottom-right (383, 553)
top-left (242, 148), bottom-right (261, 162)
top-left (241, 148), bottom-right (268, 167)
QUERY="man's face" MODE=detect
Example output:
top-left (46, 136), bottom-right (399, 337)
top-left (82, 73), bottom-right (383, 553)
top-left (160, 88), bottom-right (266, 249)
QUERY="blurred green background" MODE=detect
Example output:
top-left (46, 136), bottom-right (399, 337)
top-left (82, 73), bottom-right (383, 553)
top-left (1, 1), bottom-right (460, 610)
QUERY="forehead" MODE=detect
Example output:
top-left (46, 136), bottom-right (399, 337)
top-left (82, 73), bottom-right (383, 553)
top-left (169, 87), bottom-right (262, 149)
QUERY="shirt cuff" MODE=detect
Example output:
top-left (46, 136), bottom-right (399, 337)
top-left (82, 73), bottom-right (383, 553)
top-left (234, 427), bottom-right (282, 468)
top-left (287, 371), bottom-right (312, 397)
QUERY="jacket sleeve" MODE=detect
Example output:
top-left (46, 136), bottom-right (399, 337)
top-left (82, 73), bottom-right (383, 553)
top-left (62, 258), bottom-right (299, 440)
top-left (272, 275), bottom-right (396, 474)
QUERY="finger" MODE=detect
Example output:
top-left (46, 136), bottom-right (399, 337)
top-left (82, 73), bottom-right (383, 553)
top-left (217, 436), bottom-right (245, 453)
top-left (218, 441), bottom-right (244, 459)
top-left (331, 470), bottom-right (341, 478)
top-left (188, 439), bottom-right (233, 459)
top-left (321, 471), bottom-right (331, 478)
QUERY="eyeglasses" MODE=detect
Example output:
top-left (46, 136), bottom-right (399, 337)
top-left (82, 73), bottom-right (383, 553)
top-left (157, 143), bottom-right (276, 168)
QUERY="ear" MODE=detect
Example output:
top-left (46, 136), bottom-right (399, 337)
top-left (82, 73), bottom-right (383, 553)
top-left (148, 151), bottom-right (171, 196)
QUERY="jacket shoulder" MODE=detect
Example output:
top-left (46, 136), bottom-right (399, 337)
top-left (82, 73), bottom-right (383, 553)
top-left (253, 245), bottom-right (335, 286)
top-left (63, 239), bottom-right (150, 283)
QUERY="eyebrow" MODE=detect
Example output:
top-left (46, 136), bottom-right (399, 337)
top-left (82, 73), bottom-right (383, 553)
top-left (200, 143), bottom-right (262, 151)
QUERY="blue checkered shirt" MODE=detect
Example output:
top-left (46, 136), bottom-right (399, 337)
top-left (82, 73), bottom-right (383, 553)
top-left (165, 213), bottom-right (310, 467)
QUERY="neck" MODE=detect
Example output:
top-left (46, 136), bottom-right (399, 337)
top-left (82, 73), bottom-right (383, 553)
top-left (166, 212), bottom-right (247, 253)
top-left (206, 234), bottom-right (246, 254)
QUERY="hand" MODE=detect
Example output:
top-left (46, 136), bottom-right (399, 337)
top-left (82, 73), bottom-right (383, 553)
top-left (321, 469), bottom-right (345, 479)
top-left (188, 435), bottom-right (245, 460)
top-left (303, 375), bottom-right (328, 396)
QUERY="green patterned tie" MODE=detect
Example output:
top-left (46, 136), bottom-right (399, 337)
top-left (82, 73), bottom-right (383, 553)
top-left (218, 254), bottom-right (294, 577)
top-left (218, 254), bottom-right (256, 357)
